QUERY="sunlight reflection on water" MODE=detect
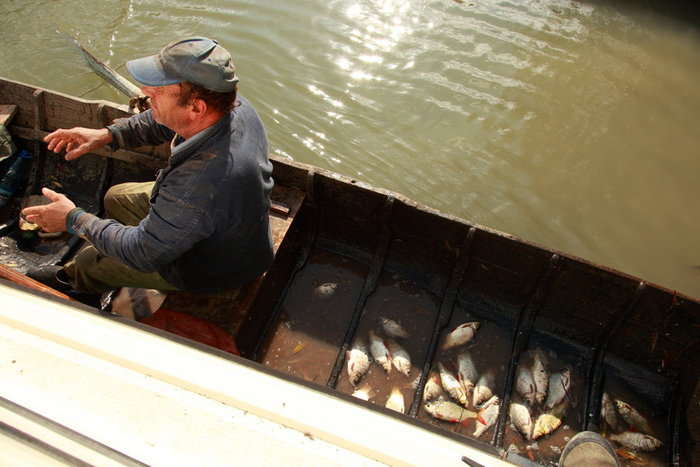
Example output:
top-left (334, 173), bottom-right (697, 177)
top-left (2, 0), bottom-right (699, 297)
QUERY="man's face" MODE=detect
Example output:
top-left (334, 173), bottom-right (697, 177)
top-left (141, 84), bottom-right (190, 131)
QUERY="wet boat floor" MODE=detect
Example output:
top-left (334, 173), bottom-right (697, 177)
top-left (0, 228), bottom-right (75, 273)
top-left (257, 244), bottom-right (670, 467)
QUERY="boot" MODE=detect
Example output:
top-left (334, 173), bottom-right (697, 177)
top-left (559, 431), bottom-right (621, 467)
top-left (26, 265), bottom-right (73, 293)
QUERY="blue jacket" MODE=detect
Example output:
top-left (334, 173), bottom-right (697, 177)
top-left (75, 97), bottom-right (274, 293)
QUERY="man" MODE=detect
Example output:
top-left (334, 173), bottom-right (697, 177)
top-left (23, 37), bottom-right (274, 297)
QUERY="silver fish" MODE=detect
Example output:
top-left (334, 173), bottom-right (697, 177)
top-left (385, 387), bottom-right (405, 414)
top-left (346, 337), bottom-right (370, 387)
top-left (473, 395), bottom-right (500, 438)
top-left (437, 361), bottom-right (468, 407)
top-left (456, 350), bottom-right (479, 398)
top-left (423, 370), bottom-right (443, 402)
top-left (544, 368), bottom-right (571, 412)
top-left (615, 399), bottom-right (653, 435)
top-left (386, 338), bottom-right (411, 377)
top-left (424, 398), bottom-right (477, 423)
top-left (313, 282), bottom-right (338, 298)
top-left (441, 321), bottom-right (480, 350)
top-left (509, 402), bottom-right (533, 441)
top-left (601, 392), bottom-right (619, 432)
top-left (379, 317), bottom-right (410, 339)
top-left (532, 413), bottom-right (562, 440)
top-left (473, 370), bottom-right (495, 408)
top-left (531, 351), bottom-right (549, 406)
top-left (515, 364), bottom-right (536, 406)
top-left (368, 329), bottom-right (392, 374)
top-left (609, 431), bottom-right (662, 451)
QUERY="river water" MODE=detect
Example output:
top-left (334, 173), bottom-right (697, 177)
top-left (1, 0), bottom-right (699, 298)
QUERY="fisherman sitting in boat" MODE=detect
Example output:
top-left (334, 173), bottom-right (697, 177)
top-left (22, 37), bottom-right (274, 298)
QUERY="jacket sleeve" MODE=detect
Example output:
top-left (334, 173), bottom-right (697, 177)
top-left (107, 110), bottom-right (176, 150)
top-left (72, 157), bottom-right (218, 274)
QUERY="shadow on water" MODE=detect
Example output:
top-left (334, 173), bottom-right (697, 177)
top-left (592, 0), bottom-right (700, 26)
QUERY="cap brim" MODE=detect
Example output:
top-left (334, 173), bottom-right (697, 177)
top-left (126, 55), bottom-right (183, 87)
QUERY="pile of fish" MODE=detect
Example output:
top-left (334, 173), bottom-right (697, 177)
top-left (509, 349), bottom-right (572, 442)
top-left (345, 316), bottom-right (414, 414)
top-left (346, 316), bottom-right (664, 462)
top-left (600, 391), bottom-right (663, 453)
top-left (418, 321), bottom-right (502, 439)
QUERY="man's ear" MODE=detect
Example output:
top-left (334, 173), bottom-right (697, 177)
top-left (190, 98), bottom-right (207, 118)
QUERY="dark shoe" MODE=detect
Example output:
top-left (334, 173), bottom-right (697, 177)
top-left (26, 265), bottom-right (73, 293)
top-left (67, 291), bottom-right (103, 309)
top-left (559, 431), bottom-right (621, 467)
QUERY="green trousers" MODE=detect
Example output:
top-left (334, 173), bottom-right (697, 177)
top-left (64, 182), bottom-right (179, 294)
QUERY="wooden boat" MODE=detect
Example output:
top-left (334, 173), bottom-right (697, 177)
top-left (1, 76), bottom-right (698, 466)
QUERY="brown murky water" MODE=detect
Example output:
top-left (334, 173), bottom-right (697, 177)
top-left (259, 249), bottom-right (368, 383)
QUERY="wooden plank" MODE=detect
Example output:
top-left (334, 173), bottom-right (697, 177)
top-left (0, 104), bottom-right (18, 126)
top-left (9, 125), bottom-right (167, 170)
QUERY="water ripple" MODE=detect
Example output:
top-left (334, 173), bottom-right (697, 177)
top-left (3, 0), bottom-right (699, 296)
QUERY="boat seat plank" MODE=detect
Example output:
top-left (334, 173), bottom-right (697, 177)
top-left (0, 105), bottom-right (18, 126)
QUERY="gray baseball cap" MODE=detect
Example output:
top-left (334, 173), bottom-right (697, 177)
top-left (126, 37), bottom-right (239, 93)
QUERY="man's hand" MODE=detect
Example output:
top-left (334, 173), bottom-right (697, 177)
top-left (44, 127), bottom-right (112, 161)
top-left (21, 188), bottom-right (76, 233)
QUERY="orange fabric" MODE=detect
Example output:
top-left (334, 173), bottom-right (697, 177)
top-left (140, 308), bottom-right (240, 356)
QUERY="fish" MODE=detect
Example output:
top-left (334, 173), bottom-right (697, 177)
top-left (346, 337), bottom-right (370, 387)
top-left (351, 384), bottom-right (373, 401)
top-left (456, 350), bottom-right (479, 398)
top-left (385, 387), bottom-right (405, 414)
top-left (609, 431), bottom-right (662, 452)
top-left (63, 31), bottom-right (143, 101)
top-left (424, 398), bottom-right (477, 423)
top-left (473, 370), bottom-right (495, 408)
top-left (473, 395), bottom-right (500, 438)
top-left (313, 282), bottom-right (338, 298)
top-left (601, 392), bottom-right (619, 433)
top-left (441, 321), bottom-right (480, 350)
top-left (509, 402), bottom-right (533, 441)
top-left (548, 399), bottom-right (570, 420)
top-left (437, 361), bottom-right (468, 407)
top-left (615, 399), bottom-right (653, 435)
top-left (423, 370), bottom-right (443, 402)
top-left (386, 338), bottom-right (411, 377)
top-left (544, 368), bottom-right (571, 412)
top-left (368, 329), bottom-right (392, 374)
top-left (515, 364), bottom-right (536, 406)
top-left (531, 351), bottom-right (549, 406)
top-left (532, 413), bottom-right (562, 440)
top-left (379, 317), bottom-right (410, 339)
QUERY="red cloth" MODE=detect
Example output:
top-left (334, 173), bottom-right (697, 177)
top-left (140, 308), bottom-right (240, 356)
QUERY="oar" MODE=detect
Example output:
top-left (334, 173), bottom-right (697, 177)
top-left (61, 31), bottom-right (149, 112)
